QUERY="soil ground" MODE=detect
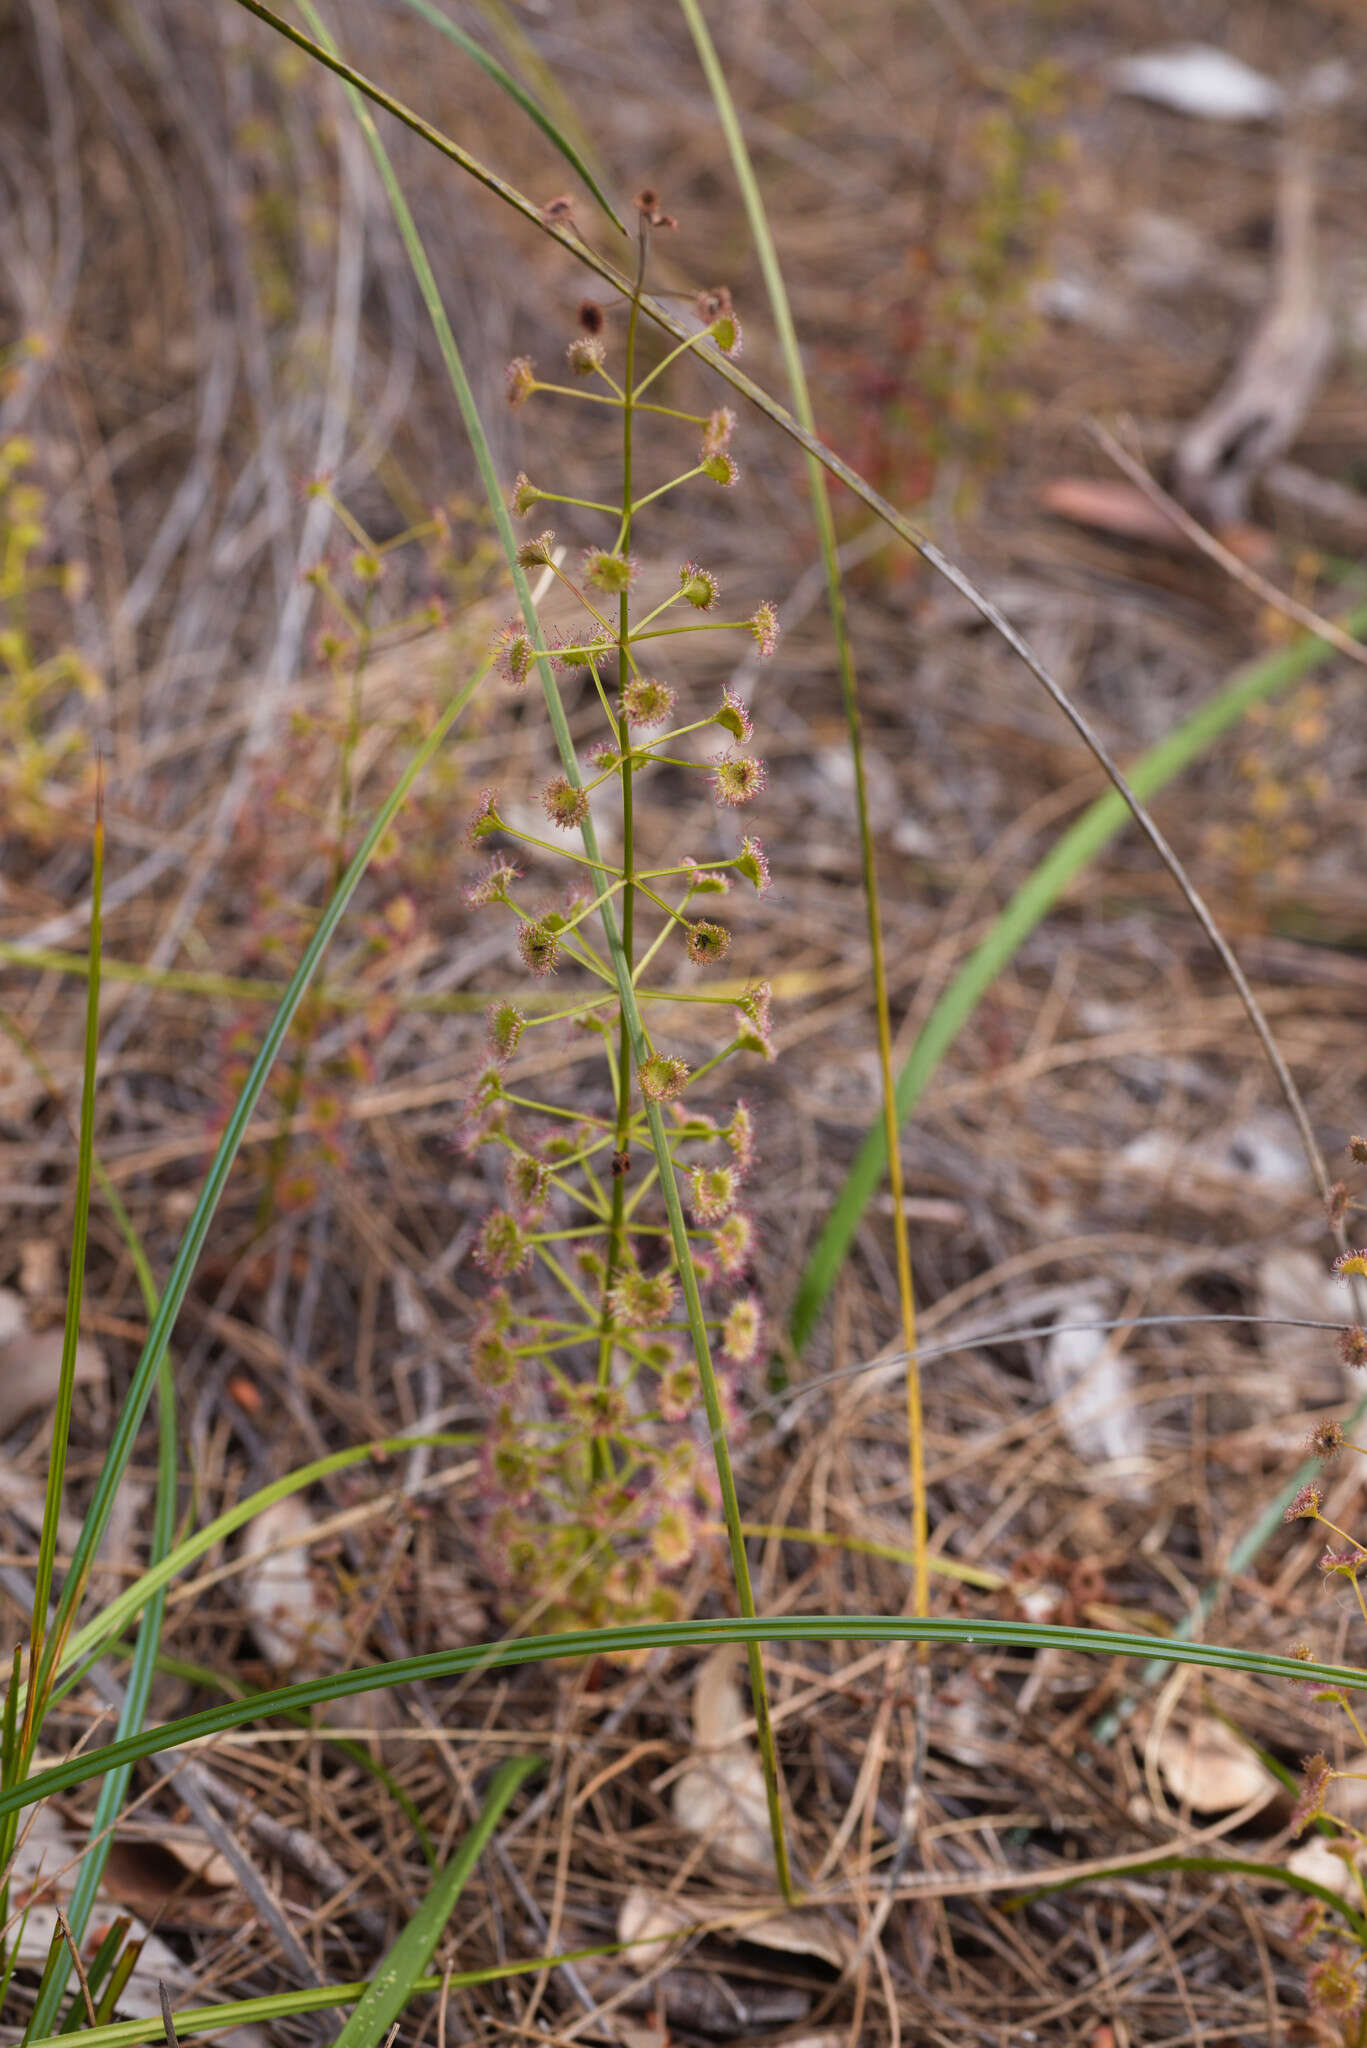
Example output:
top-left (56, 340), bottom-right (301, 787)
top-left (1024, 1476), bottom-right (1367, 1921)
top-left (4, 3), bottom-right (1367, 2042)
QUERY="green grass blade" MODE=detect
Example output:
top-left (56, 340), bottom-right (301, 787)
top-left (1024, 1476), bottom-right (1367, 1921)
top-left (19, 1931), bottom-right (677, 2048)
top-left (44, 657), bottom-right (490, 1659)
top-left (22, 1355), bottom-right (176, 2039)
top-left (27, 792), bottom-right (104, 1706)
top-left (328, 1754), bottom-right (539, 2048)
top-left (389, 0), bottom-right (624, 232)
top-left (1012, 1852), bottom-right (1367, 1944)
top-left (789, 601), bottom-right (1367, 1352)
top-left (34, 1434), bottom-right (474, 1709)
top-left (1, 1615), bottom-right (1363, 1827)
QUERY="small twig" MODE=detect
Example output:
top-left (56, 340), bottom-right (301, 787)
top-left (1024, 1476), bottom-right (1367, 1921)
top-left (55, 1907), bottom-right (97, 2026)
top-left (158, 1981), bottom-right (180, 2048)
top-left (1089, 416), bottom-right (1367, 673)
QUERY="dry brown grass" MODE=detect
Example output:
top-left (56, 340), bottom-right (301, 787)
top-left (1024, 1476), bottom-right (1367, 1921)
top-left (5, 0), bottom-right (1367, 2040)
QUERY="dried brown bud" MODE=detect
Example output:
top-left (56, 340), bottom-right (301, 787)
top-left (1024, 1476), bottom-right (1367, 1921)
top-left (1349, 1135), bottom-right (1367, 1164)
top-left (1329, 1181), bottom-right (1351, 1224)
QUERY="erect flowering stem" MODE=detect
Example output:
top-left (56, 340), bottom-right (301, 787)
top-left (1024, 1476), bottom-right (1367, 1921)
top-left (517, 281), bottom-right (795, 1902)
top-left (596, 239), bottom-right (644, 1375)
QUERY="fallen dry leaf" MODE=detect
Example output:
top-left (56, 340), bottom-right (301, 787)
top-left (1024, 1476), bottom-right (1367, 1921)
top-left (1038, 477), bottom-right (1191, 548)
top-left (732, 1911), bottom-right (851, 1969)
top-left (1109, 45), bottom-right (1283, 122)
top-left (618, 1884), bottom-right (694, 1971)
top-left (1154, 1715), bottom-right (1276, 1814)
top-left (672, 1647), bottom-right (773, 1871)
top-left (239, 1495), bottom-right (350, 1673)
top-left (18, 1237), bottom-right (59, 1297)
top-left (1287, 1835), bottom-right (1359, 1904)
top-left (0, 1297), bottom-right (105, 1435)
top-left (1042, 1304), bottom-right (1150, 1501)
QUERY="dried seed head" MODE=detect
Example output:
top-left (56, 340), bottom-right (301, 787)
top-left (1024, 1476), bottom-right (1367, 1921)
top-left (505, 357), bottom-right (537, 407)
top-left (639, 1052), bottom-right (689, 1102)
top-left (711, 751), bottom-right (766, 807)
top-left (635, 187), bottom-right (676, 228)
top-left (567, 333), bottom-right (605, 376)
top-left (1351, 1135), bottom-right (1367, 1164)
top-left (518, 918), bottom-right (562, 976)
top-left (678, 561), bottom-right (719, 609)
top-left (541, 775), bottom-right (590, 829)
top-left (621, 675), bottom-right (677, 727)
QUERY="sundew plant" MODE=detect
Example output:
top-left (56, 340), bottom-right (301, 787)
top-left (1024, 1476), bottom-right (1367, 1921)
top-left (462, 206), bottom-right (778, 1636)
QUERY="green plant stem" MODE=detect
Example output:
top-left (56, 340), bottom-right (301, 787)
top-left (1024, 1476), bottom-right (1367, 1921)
top-left (596, 229), bottom-right (647, 1410)
top-left (311, 30), bottom-right (797, 1901)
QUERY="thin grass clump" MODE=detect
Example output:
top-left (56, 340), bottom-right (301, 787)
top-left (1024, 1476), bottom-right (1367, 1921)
top-left (460, 244), bottom-right (779, 1634)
